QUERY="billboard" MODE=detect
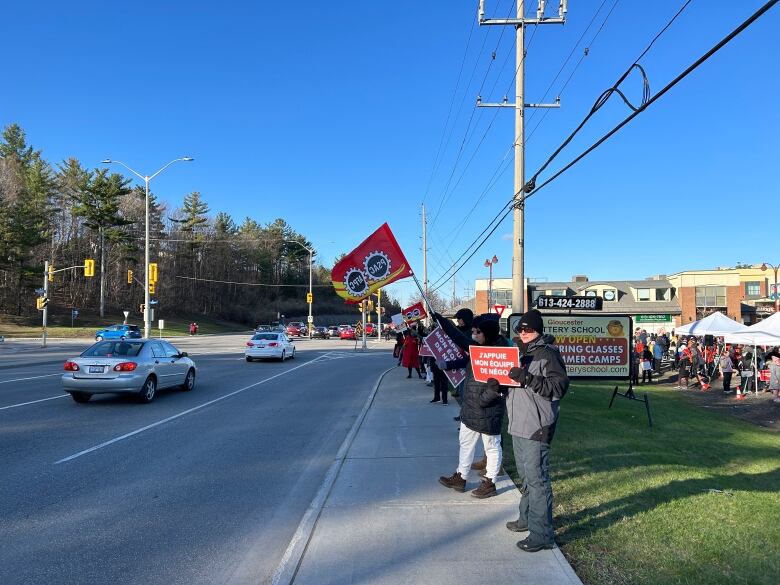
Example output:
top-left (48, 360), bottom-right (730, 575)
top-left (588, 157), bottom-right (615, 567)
top-left (509, 313), bottom-right (631, 378)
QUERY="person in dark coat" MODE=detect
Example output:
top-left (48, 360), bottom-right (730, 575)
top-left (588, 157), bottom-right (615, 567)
top-left (435, 313), bottom-right (506, 499)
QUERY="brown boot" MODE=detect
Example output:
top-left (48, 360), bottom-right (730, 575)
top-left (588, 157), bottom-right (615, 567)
top-left (470, 478), bottom-right (496, 499)
top-left (438, 471), bottom-right (466, 492)
top-left (471, 455), bottom-right (487, 471)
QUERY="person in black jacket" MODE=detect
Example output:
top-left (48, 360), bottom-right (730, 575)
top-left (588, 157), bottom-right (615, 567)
top-left (435, 313), bottom-right (506, 499)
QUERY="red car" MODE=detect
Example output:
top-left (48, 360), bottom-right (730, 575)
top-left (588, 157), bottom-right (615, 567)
top-left (364, 323), bottom-right (376, 335)
top-left (286, 322), bottom-right (306, 337)
top-left (339, 327), bottom-right (356, 340)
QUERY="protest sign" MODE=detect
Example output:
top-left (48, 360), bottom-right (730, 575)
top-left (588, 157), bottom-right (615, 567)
top-left (402, 302), bottom-right (427, 323)
top-left (423, 327), bottom-right (466, 387)
top-left (419, 343), bottom-right (434, 357)
top-left (469, 345), bottom-right (521, 386)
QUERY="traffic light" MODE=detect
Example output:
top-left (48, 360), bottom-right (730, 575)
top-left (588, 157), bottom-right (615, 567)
top-left (48, 264), bottom-right (54, 282)
top-left (148, 263), bottom-right (158, 283)
top-left (149, 282), bottom-right (156, 294)
top-left (306, 292), bottom-right (313, 304)
top-left (84, 258), bottom-right (95, 277)
top-left (357, 302), bottom-right (364, 313)
top-left (367, 300), bottom-right (374, 312)
top-left (127, 269), bottom-right (133, 285)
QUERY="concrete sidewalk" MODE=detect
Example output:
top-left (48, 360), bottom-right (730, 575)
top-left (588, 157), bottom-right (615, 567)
top-left (289, 366), bottom-right (581, 585)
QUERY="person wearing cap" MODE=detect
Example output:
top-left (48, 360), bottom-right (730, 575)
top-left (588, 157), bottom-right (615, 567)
top-left (433, 312), bottom-right (508, 499)
top-left (505, 309), bottom-right (569, 553)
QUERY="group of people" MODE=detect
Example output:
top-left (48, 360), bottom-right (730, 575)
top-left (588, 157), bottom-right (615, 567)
top-left (393, 307), bottom-right (570, 553)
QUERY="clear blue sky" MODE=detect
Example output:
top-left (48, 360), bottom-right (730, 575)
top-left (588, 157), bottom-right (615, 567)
top-left (2, 1), bottom-right (777, 306)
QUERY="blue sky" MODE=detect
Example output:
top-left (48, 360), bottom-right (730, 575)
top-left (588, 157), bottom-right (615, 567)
top-left (2, 1), bottom-right (777, 305)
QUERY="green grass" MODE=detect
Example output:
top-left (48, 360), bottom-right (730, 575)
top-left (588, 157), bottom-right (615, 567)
top-left (0, 314), bottom-right (250, 338)
top-left (502, 381), bottom-right (780, 585)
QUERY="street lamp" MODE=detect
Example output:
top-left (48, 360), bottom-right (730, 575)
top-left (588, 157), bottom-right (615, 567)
top-left (484, 255), bottom-right (498, 312)
top-left (761, 262), bottom-right (779, 314)
top-left (102, 157), bottom-right (194, 339)
top-left (283, 240), bottom-right (314, 339)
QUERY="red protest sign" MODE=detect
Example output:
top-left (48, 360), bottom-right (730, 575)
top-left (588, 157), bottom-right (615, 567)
top-left (423, 327), bottom-right (466, 387)
top-left (470, 345), bottom-right (521, 386)
top-left (331, 223), bottom-right (413, 303)
top-left (419, 342), bottom-right (434, 357)
top-left (402, 302), bottom-right (427, 323)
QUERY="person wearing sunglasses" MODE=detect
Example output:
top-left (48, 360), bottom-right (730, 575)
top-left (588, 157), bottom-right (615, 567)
top-left (505, 309), bottom-right (569, 553)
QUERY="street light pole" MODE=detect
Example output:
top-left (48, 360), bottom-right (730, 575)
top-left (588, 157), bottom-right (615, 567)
top-left (761, 262), bottom-right (779, 313)
top-left (102, 157), bottom-right (193, 339)
top-left (283, 240), bottom-right (314, 339)
top-left (484, 255), bottom-right (498, 312)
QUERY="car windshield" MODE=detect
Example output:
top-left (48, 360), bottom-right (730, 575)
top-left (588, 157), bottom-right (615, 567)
top-left (252, 333), bottom-right (280, 341)
top-left (82, 340), bottom-right (144, 357)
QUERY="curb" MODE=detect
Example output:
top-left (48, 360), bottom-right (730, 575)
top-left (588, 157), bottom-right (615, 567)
top-left (270, 365), bottom-right (395, 585)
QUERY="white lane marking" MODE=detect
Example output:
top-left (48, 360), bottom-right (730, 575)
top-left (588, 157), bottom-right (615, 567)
top-left (270, 366), bottom-right (394, 585)
top-left (54, 355), bottom-right (331, 465)
top-left (0, 394), bottom-right (68, 411)
top-left (0, 373), bottom-right (61, 385)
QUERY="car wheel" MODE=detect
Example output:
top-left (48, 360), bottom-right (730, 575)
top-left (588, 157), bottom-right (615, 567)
top-left (95, 335), bottom-right (103, 342)
top-left (246, 356), bottom-right (253, 362)
top-left (181, 368), bottom-right (195, 391)
top-left (290, 347), bottom-right (295, 359)
top-left (120, 335), bottom-right (126, 340)
top-left (138, 376), bottom-right (157, 404)
top-left (280, 350), bottom-right (286, 361)
top-left (70, 392), bottom-right (91, 404)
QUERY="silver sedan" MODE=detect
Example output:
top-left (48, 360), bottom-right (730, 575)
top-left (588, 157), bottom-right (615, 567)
top-left (61, 339), bottom-right (196, 404)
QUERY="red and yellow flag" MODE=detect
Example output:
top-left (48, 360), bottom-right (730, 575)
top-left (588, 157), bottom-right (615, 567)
top-left (331, 223), bottom-right (412, 303)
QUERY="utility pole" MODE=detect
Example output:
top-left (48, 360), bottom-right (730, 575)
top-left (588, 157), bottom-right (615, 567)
top-left (43, 260), bottom-right (49, 348)
top-left (451, 267), bottom-right (456, 308)
top-left (422, 203), bottom-right (431, 325)
top-left (377, 288), bottom-right (382, 340)
top-left (477, 0), bottom-right (566, 314)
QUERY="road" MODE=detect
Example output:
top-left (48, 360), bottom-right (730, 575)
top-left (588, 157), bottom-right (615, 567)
top-left (0, 333), bottom-right (393, 585)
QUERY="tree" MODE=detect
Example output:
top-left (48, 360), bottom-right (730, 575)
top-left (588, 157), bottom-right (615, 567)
top-left (72, 169), bottom-right (133, 317)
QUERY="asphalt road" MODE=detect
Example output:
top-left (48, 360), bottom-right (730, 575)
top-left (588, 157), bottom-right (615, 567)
top-left (0, 334), bottom-right (393, 585)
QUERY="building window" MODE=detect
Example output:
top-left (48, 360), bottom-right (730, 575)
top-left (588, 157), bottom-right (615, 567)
top-left (745, 281), bottom-right (761, 298)
top-left (695, 286), bottom-right (726, 307)
top-left (655, 288), bottom-right (671, 301)
top-left (492, 289), bottom-right (512, 305)
top-left (584, 290), bottom-right (597, 297)
top-left (550, 289), bottom-right (567, 297)
top-left (603, 289), bottom-right (617, 302)
top-left (636, 288), bottom-right (651, 301)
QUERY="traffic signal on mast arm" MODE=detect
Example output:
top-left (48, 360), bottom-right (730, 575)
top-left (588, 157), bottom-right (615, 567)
top-left (84, 259), bottom-right (95, 277)
top-left (127, 269), bottom-right (133, 285)
top-left (149, 281), bottom-right (156, 295)
top-left (367, 300), bottom-right (374, 313)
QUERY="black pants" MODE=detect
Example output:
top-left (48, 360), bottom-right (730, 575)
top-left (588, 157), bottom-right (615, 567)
top-left (432, 367), bottom-right (448, 403)
top-left (722, 371), bottom-right (732, 392)
top-left (407, 367), bottom-right (421, 378)
top-left (642, 368), bottom-right (652, 383)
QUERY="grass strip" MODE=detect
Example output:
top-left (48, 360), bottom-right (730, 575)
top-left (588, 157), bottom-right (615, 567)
top-left (502, 380), bottom-right (780, 585)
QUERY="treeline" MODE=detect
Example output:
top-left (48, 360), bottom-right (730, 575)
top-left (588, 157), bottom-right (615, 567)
top-left (0, 123), bottom-right (401, 325)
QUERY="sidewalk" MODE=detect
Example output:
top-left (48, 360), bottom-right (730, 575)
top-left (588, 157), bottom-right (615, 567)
top-left (289, 366), bottom-right (581, 585)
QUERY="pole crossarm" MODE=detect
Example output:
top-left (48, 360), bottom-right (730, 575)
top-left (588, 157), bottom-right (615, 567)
top-left (478, 97), bottom-right (561, 108)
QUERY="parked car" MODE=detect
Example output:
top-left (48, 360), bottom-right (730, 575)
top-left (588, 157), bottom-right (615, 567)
top-left (61, 339), bottom-right (196, 404)
top-left (364, 323), bottom-right (376, 335)
top-left (255, 324), bottom-right (271, 333)
top-left (339, 327), bottom-right (356, 340)
top-left (94, 324), bottom-right (142, 341)
top-left (327, 325), bottom-right (340, 338)
top-left (310, 326), bottom-right (330, 339)
top-left (245, 332), bottom-right (296, 361)
top-left (285, 322), bottom-right (306, 337)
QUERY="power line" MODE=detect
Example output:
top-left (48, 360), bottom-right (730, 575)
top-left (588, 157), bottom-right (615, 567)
top-left (428, 0), bottom-right (777, 294)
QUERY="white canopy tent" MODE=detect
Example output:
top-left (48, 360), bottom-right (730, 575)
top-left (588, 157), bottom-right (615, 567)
top-left (675, 311), bottom-right (749, 337)
top-left (723, 311), bottom-right (780, 346)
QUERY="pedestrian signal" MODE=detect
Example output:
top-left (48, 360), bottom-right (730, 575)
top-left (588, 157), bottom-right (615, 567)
top-left (149, 263), bottom-right (158, 283)
top-left (149, 282), bottom-right (156, 294)
top-left (84, 259), bottom-right (95, 277)
top-left (127, 269), bottom-right (133, 284)
top-left (48, 265), bottom-right (54, 282)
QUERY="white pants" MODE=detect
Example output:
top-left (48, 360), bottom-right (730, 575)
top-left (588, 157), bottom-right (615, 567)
top-left (457, 423), bottom-right (502, 481)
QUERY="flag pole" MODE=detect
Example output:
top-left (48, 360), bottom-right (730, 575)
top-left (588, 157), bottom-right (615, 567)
top-left (411, 273), bottom-right (435, 318)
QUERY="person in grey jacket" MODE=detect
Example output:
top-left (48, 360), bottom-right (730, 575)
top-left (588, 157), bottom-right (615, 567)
top-left (506, 309), bottom-right (569, 553)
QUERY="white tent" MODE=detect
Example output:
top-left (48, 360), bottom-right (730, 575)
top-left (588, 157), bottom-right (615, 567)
top-left (723, 311), bottom-right (780, 346)
top-left (675, 311), bottom-right (749, 337)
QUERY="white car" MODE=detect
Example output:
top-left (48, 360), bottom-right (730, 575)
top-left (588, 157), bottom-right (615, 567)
top-left (245, 332), bottom-right (296, 362)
